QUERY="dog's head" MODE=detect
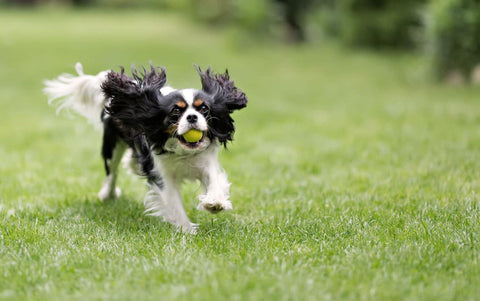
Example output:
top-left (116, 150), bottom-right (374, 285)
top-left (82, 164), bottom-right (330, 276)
top-left (101, 65), bottom-right (247, 154)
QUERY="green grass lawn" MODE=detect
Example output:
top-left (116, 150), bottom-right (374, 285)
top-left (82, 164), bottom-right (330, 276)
top-left (1, 8), bottom-right (480, 301)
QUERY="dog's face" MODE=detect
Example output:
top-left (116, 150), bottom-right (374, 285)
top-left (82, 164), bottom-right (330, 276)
top-left (160, 88), bottom-right (212, 152)
top-left (101, 66), bottom-right (247, 154)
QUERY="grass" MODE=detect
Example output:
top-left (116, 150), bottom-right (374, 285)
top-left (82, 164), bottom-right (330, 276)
top-left (1, 7), bottom-right (480, 301)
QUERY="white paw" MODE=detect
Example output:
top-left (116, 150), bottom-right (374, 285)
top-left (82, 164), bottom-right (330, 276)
top-left (98, 187), bottom-right (121, 202)
top-left (197, 195), bottom-right (232, 214)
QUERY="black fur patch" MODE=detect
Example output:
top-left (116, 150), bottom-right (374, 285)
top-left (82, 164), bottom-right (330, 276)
top-left (134, 135), bottom-right (163, 188)
top-left (101, 65), bottom-right (171, 152)
top-left (101, 115), bottom-right (120, 175)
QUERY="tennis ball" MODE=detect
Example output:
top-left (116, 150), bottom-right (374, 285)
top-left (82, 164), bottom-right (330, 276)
top-left (183, 129), bottom-right (203, 143)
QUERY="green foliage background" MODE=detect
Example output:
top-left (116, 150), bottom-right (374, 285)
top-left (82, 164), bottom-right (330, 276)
top-left (427, 0), bottom-right (480, 80)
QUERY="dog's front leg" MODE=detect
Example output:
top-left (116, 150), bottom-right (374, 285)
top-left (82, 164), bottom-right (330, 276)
top-left (197, 158), bottom-right (233, 214)
top-left (135, 136), bottom-right (196, 233)
top-left (144, 179), bottom-right (197, 234)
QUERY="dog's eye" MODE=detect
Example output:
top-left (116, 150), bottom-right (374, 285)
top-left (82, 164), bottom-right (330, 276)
top-left (171, 107), bottom-right (182, 115)
top-left (199, 104), bottom-right (209, 115)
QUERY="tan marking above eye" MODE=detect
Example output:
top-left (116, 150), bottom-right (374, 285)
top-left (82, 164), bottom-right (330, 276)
top-left (193, 99), bottom-right (204, 107)
top-left (176, 100), bottom-right (187, 108)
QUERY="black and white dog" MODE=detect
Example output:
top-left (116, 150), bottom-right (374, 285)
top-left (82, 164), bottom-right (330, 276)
top-left (44, 63), bottom-right (248, 233)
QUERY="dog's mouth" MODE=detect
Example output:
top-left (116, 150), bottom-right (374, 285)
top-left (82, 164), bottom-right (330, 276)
top-left (177, 131), bottom-right (206, 149)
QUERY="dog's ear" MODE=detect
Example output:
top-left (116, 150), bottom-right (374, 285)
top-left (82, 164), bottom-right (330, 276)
top-left (101, 65), bottom-right (167, 132)
top-left (194, 65), bottom-right (248, 112)
top-left (195, 65), bottom-right (248, 147)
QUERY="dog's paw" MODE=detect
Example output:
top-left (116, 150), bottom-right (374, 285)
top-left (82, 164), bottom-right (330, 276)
top-left (197, 195), bottom-right (232, 214)
top-left (98, 187), bottom-right (121, 202)
top-left (201, 202), bottom-right (232, 213)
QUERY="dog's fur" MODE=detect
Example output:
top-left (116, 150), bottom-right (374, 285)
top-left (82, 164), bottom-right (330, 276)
top-left (44, 63), bottom-right (247, 233)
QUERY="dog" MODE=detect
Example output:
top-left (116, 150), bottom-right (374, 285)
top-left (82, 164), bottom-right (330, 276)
top-left (44, 63), bottom-right (248, 233)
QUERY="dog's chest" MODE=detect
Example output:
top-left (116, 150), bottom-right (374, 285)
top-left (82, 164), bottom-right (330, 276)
top-left (156, 153), bottom-right (205, 181)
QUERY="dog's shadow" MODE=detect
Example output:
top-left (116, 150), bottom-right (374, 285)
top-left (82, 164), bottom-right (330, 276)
top-left (46, 193), bottom-right (236, 237)
top-left (56, 196), bottom-right (164, 233)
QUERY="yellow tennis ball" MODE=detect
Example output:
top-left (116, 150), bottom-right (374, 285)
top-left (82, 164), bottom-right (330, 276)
top-left (182, 129), bottom-right (203, 143)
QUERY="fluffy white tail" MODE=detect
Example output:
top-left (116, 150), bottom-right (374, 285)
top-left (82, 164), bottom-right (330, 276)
top-left (44, 62), bottom-right (109, 127)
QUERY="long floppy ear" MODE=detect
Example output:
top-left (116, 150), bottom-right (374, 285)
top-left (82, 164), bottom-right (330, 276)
top-left (194, 65), bottom-right (248, 111)
top-left (101, 65), bottom-right (167, 132)
top-left (194, 65), bottom-right (248, 147)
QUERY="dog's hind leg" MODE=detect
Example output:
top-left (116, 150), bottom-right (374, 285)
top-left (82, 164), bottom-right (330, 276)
top-left (98, 117), bottom-right (126, 201)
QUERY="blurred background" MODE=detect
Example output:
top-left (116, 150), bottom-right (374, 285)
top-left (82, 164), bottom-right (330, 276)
top-left (1, 0), bottom-right (480, 84)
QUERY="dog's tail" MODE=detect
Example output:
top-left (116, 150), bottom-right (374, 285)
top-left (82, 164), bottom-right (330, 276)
top-left (44, 62), bottom-right (109, 127)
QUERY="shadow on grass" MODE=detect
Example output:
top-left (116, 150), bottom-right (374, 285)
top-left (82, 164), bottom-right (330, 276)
top-left (3, 189), bottom-right (250, 243)
top-left (49, 194), bottom-right (319, 239)
top-left (46, 194), bottom-right (240, 237)
top-left (12, 195), bottom-right (177, 237)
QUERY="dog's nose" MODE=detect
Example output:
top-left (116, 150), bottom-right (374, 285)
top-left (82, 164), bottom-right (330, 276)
top-left (186, 114), bottom-right (198, 123)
